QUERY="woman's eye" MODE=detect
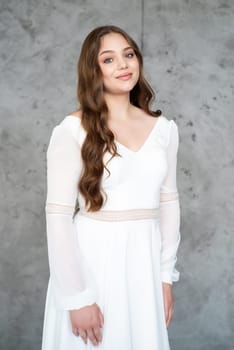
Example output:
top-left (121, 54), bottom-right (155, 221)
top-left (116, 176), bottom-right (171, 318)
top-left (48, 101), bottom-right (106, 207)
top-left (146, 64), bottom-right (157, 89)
top-left (103, 57), bottom-right (113, 63)
top-left (126, 52), bottom-right (134, 58)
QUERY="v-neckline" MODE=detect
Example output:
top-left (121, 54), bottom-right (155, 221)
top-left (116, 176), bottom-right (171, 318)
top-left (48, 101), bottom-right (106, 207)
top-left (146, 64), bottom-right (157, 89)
top-left (115, 116), bottom-right (162, 154)
top-left (65, 114), bottom-right (162, 154)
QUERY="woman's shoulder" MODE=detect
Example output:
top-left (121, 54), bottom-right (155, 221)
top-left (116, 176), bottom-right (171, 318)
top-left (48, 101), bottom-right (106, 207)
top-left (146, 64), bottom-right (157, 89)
top-left (66, 109), bottom-right (82, 119)
top-left (62, 109), bottom-right (82, 126)
top-left (158, 114), bottom-right (178, 132)
top-left (156, 114), bottom-right (179, 148)
top-left (57, 109), bottom-right (83, 140)
top-left (48, 110), bottom-right (84, 147)
top-left (158, 114), bottom-right (177, 127)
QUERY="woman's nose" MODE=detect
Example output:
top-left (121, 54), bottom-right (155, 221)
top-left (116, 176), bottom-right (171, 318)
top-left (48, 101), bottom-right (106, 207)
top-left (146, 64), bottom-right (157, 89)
top-left (117, 56), bottom-right (128, 69)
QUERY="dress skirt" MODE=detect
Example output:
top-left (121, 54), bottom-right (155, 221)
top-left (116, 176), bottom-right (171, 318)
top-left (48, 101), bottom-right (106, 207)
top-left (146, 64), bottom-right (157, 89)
top-left (41, 212), bottom-right (170, 350)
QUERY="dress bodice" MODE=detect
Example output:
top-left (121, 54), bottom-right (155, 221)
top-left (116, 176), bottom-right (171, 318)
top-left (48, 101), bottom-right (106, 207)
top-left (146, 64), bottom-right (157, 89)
top-left (59, 115), bottom-right (178, 210)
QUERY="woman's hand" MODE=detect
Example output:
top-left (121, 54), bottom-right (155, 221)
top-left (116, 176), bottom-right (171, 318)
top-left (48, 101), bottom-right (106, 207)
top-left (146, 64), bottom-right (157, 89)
top-left (69, 303), bottom-right (104, 346)
top-left (162, 282), bottom-right (174, 328)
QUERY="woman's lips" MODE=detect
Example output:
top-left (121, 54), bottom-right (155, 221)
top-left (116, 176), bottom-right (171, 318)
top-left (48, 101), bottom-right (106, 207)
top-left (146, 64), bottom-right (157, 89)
top-left (117, 73), bottom-right (132, 80)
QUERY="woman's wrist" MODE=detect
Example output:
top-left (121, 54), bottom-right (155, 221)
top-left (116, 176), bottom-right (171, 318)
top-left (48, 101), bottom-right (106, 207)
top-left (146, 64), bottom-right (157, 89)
top-left (162, 282), bottom-right (173, 291)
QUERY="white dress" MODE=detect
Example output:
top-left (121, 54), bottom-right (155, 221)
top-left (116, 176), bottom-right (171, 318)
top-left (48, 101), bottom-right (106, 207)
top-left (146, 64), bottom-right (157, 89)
top-left (41, 114), bottom-right (181, 350)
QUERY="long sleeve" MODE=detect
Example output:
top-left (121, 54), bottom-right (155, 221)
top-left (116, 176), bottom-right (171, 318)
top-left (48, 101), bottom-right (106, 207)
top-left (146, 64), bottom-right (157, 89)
top-left (159, 120), bottom-right (181, 285)
top-left (45, 123), bottom-right (98, 310)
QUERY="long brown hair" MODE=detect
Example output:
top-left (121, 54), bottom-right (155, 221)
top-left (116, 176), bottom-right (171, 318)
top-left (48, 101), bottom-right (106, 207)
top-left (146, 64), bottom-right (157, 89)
top-left (77, 25), bottom-right (161, 212)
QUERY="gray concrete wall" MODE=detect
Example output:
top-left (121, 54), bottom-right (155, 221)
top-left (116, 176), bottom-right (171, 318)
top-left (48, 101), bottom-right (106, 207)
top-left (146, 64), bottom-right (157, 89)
top-left (0, 0), bottom-right (233, 349)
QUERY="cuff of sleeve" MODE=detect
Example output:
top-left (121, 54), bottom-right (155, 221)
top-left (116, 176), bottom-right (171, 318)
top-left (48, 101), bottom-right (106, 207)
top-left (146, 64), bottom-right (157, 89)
top-left (50, 280), bottom-right (99, 311)
top-left (161, 268), bottom-right (180, 285)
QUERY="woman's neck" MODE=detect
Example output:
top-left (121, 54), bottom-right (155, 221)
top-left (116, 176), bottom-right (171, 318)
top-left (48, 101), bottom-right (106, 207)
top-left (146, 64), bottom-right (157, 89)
top-left (104, 92), bottom-right (133, 121)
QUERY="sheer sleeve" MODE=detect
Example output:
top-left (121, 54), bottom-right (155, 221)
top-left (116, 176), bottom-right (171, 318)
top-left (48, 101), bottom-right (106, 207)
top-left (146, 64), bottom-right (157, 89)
top-left (159, 120), bottom-right (181, 285)
top-left (45, 123), bottom-right (98, 310)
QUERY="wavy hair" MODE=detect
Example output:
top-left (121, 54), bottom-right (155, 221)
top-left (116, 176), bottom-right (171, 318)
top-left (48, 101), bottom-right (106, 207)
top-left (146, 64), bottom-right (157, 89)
top-left (76, 25), bottom-right (161, 212)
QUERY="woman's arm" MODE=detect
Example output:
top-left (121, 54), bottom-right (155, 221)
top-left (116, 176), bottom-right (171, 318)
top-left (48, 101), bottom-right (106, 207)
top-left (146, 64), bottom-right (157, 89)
top-left (45, 123), bottom-right (98, 310)
top-left (159, 120), bottom-right (181, 285)
top-left (159, 120), bottom-right (181, 326)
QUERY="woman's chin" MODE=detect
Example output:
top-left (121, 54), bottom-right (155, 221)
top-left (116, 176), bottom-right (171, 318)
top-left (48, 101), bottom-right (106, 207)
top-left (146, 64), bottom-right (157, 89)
top-left (105, 83), bottom-right (137, 95)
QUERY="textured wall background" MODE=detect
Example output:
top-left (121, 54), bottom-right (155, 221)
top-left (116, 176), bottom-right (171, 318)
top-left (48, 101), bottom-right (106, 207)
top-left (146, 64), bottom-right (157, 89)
top-left (0, 0), bottom-right (233, 349)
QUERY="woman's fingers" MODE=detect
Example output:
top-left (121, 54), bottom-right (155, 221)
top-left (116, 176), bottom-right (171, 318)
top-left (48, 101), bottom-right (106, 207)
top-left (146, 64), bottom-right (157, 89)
top-left (70, 306), bottom-right (104, 345)
top-left (78, 328), bottom-right (87, 344)
top-left (162, 283), bottom-right (174, 328)
top-left (164, 303), bottom-right (169, 327)
top-left (168, 304), bottom-right (174, 326)
top-left (86, 328), bottom-right (100, 346)
top-left (163, 295), bottom-right (169, 326)
top-left (93, 325), bottom-right (103, 342)
top-left (166, 303), bottom-right (174, 327)
top-left (77, 327), bottom-right (102, 346)
top-left (72, 327), bottom-right (79, 336)
top-left (99, 311), bottom-right (104, 327)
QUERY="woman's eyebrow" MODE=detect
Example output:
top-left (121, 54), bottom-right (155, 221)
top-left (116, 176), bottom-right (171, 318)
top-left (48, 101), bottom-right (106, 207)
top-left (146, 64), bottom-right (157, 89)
top-left (99, 46), bottom-right (133, 56)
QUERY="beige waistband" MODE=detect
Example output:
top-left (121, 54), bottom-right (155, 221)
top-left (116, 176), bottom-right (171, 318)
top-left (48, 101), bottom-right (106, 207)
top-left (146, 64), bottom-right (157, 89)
top-left (78, 208), bottom-right (160, 222)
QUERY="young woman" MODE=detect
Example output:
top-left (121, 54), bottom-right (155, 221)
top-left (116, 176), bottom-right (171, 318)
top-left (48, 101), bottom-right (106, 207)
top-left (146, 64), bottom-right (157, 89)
top-left (41, 25), bottom-right (181, 350)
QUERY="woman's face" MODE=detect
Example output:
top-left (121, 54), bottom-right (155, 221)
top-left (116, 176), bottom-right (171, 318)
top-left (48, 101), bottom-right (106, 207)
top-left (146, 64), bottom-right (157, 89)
top-left (97, 32), bottom-right (140, 95)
